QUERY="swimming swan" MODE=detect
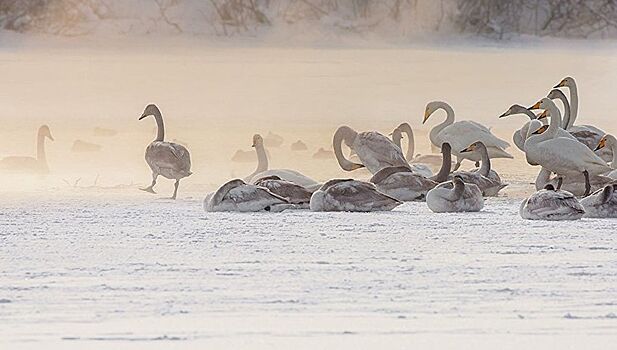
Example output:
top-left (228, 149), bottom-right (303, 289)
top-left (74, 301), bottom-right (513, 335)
top-left (0, 125), bottom-right (54, 174)
top-left (370, 143), bottom-right (452, 201)
top-left (246, 134), bottom-right (320, 190)
top-left (390, 122), bottom-right (433, 177)
top-left (524, 99), bottom-right (610, 196)
top-left (139, 104), bottom-right (192, 200)
top-left (310, 179), bottom-right (402, 212)
top-left (423, 101), bottom-right (512, 171)
top-left (204, 179), bottom-right (292, 212)
top-left (333, 126), bottom-right (409, 174)
top-left (426, 175), bottom-right (484, 213)
top-left (519, 184), bottom-right (585, 221)
top-left (580, 184), bottom-right (617, 218)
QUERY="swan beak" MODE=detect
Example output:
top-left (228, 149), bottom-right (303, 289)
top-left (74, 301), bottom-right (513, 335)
top-left (422, 110), bottom-right (430, 124)
top-left (460, 145), bottom-right (474, 153)
top-left (553, 80), bottom-right (565, 88)
top-left (351, 163), bottom-right (365, 170)
top-left (533, 125), bottom-right (549, 135)
top-left (595, 138), bottom-right (606, 151)
top-left (498, 111), bottom-right (509, 118)
top-left (537, 110), bottom-right (548, 119)
top-left (251, 143), bottom-right (255, 148)
top-left (528, 101), bottom-right (542, 110)
top-left (139, 114), bottom-right (146, 120)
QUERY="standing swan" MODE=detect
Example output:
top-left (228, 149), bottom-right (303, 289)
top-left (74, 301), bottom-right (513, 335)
top-left (333, 126), bottom-right (408, 174)
top-left (0, 125), bottom-right (54, 174)
top-left (425, 175), bottom-right (484, 213)
top-left (519, 184), bottom-right (585, 221)
top-left (390, 123), bottom-right (433, 177)
top-left (580, 184), bottom-right (617, 218)
top-left (525, 99), bottom-right (610, 196)
top-left (423, 101), bottom-right (512, 170)
top-left (594, 135), bottom-right (617, 179)
top-left (246, 134), bottom-right (320, 190)
top-left (310, 179), bottom-right (402, 212)
top-left (139, 104), bottom-right (192, 200)
top-left (204, 179), bottom-right (291, 212)
top-left (498, 104), bottom-right (546, 151)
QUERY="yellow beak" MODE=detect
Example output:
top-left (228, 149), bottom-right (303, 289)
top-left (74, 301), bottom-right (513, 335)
top-left (529, 101), bottom-right (542, 110)
top-left (422, 110), bottom-right (431, 124)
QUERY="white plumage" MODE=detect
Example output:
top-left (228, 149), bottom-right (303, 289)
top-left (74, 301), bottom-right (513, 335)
top-left (204, 179), bottom-right (292, 212)
top-left (520, 185), bottom-right (585, 221)
top-left (426, 175), bottom-right (484, 213)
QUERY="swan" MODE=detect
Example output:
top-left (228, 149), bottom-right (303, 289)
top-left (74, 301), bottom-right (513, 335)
top-left (370, 143), bottom-right (452, 201)
top-left (423, 101), bottom-right (512, 170)
top-left (498, 104), bottom-right (544, 151)
top-left (253, 175), bottom-right (312, 208)
top-left (594, 135), bottom-right (617, 179)
top-left (455, 141), bottom-right (507, 197)
top-left (204, 179), bottom-right (292, 212)
top-left (246, 134), bottom-right (320, 191)
top-left (580, 184), bottom-right (617, 218)
top-left (310, 179), bottom-right (402, 212)
top-left (390, 122), bottom-right (433, 177)
top-left (333, 126), bottom-right (408, 174)
top-left (524, 99), bottom-right (611, 196)
top-left (0, 125), bottom-right (54, 174)
top-left (519, 184), bottom-right (585, 221)
top-left (139, 104), bottom-right (192, 199)
top-left (534, 166), bottom-right (614, 197)
top-left (425, 175), bottom-right (484, 213)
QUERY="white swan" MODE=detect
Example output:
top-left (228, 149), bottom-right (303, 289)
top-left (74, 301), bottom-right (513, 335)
top-left (390, 122), bottom-right (434, 177)
top-left (423, 101), bottom-right (512, 170)
top-left (370, 143), bottom-right (452, 201)
top-left (426, 175), bottom-right (484, 213)
top-left (333, 126), bottom-right (408, 174)
top-left (204, 179), bottom-right (292, 212)
top-left (310, 179), bottom-right (402, 212)
top-left (580, 184), bottom-right (617, 218)
top-left (246, 134), bottom-right (320, 191)
top-left (455, 141), bottom-right (507, 197)
top-left (139, 104), bottom-right (192, 200)
top-left (253, 175), bottom-right (312, 208)
top-left (594, 135), bottom-right (617, 179)
top-left (0, 125), bottom-right (54, 174)
top-left (519, 184), bottom-right (585, 221)
top-left (524, 99), bottom-right (611, 196)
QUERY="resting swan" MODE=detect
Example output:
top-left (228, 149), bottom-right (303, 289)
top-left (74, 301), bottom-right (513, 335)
top-left (246, 134), bottom-right (320, 191)
top-left (390, 123), bottom-right (433, 177)
top-left (333, 126), bottom-right (408, 174)
top-left (594, 135), bottom-right (617, 179)
top-left (139, 104), bottom-right (192, 200)
top-left (204, 179), bottom-right (292, 212)
top-left (253, 175), bottom-right (312, 208)
top-left (0, 125), bottom-right (54, 174)
top-left (310, 179), bottom-right (402, 212)
top-left (423, 101), bottom-right (512, 170)
top-left (580, 184), bottom-right (617, 218)
top-left (426, 175), bottom-right (484, 213)
top-left (519, 184), bottom-right (585, 221)
top-left (524, 99), bottom-right (611, 196)
top-left (370, 143), bottom-right (452, 202)
top-left (455, 141), bottom-right (507, 197)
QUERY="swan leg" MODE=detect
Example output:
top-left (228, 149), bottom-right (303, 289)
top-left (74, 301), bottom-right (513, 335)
top-left (475, 161), bottom-right (480, 168)
top-left (140, 173), bottom-right (158, 194)
top-left (583, 170), bottom-right (591, 197)
top-left (170, 179), bottom-right (180, 200)
top-left (556, 177), bottom-right (563, 190)
top-left (452, 157), bottom-right (462, 171)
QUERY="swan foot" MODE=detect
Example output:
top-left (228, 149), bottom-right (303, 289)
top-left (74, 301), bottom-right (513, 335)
top-left (169, 179), bottom-right (180, 200)
top-left (556, 177), bottom-right (563, 190)
top-left (140, 186), bottom-right (156, 194)
top-left (583, 170), bottom-right (591, 197)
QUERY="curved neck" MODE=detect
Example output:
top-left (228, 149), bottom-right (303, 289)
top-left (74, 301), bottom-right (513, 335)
top-left (253, 142), bottom-right (269, 176)
top-left (398, 123), bottom-right (415, 160)
top-left (566, 82), bottom-right (578, 129)
top-left (477, 143), bottom-right (491, 177)
top-left (430, 144), bottom-right (451, 182)
top-left (211, 180), bottom-right (244, 206)
top-left (36, 131), bottom-right (47, 165)
top-left (551, 91), bottom-right (571, 129)
top-left (608, 136), bottom-right (617, 166)
top-left (535, 168), bottom-right (551, 190)
top-left (513, 105), bottom-right (537, 120)
top-left (152, 110), bottom-right (165, 142)
top-left (429, 102), bottom-right (455, 147)
top-left (450, 180), bottom-right (464, 200)
top-left (333, 126), bottom-right (363, 171)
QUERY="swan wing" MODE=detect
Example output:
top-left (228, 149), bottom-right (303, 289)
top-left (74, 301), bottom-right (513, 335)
top-left (327, 180), bottom-right (401, 211)
top-left (355, 132), bottom-right (408, 172)
top-left (146, 141), bottom-right (192, 174)
top-left (438, 121), bottom-right (510, 151)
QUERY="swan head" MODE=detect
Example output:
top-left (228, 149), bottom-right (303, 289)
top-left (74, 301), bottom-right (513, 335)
top-left (537, 110), bottom-right (548, 120)
top-left (528, 97), bottom-right (553, 111)
top-left (595, 136), bottom-right (608, 151)
top-left (139, 104), bottom-right (160, 120)
top-left (452, 175), bottom-right (464, 186)
top-left (39, 125), bottom-right (54, 141)
top-left (527, 120), bottom-right (549, 138)
top-left (554, 76), bottom-right (575, 89)
top-left (423, 101), bottom-right (451, 124)
top-left (498, 104), bottom-right (528, 118)
top-left (390, 126), bottom-right (403, 143)
top-left (460, 141), bottom-right (484, 154)
top-left (543, 184), bottom-right (556, 191)
top-left (252, 134), bottom-right (264, 148)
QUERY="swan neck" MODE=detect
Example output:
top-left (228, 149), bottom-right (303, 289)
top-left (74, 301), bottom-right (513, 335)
top-left (567, 82), bottom-right (578, 129)
top-left (451, 180), bottom-right (464, 200)
top-left (333, 127), bottom-right (362, 171)
top-left (544, 103), bottom-right (561, 140)
top-left (535, 168), bottom-right (550, 190)
top-left (609, 137), bottom-right (617, 166)
top-left (399, 123), bottom-right (415, 160)
top-left (153, 110), bottom-right (165, 142)
top-left (478, 144), bottom-right (490, 177)
top-left (557, 94), bottom-right (571, 129)
top-left (254, 142), bottom-right (269, 174)
top-left (429, 103), bottom-right (454, 147)
top-left (431, 145), bottom-right (451, 182)
top-left (36, 131), bottom-right (47, 165)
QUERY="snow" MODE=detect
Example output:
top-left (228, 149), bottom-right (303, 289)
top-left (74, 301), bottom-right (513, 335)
top-left (1, 187), bottom-right (616, 349)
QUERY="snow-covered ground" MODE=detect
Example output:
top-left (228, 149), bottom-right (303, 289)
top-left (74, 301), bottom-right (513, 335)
top-left (1, 185), bottom-right (616, 349)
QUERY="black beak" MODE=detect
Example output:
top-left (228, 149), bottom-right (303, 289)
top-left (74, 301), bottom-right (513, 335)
top-left (498, 112), bottom-right (508, 118)
top-left (139, 114), bottom-right (147, 120)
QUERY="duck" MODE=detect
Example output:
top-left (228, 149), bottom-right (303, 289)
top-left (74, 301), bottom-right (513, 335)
top-left (519, 184), bottom-right (585, 221)
top-left (139, 104), bottom-right (192, 199)
top-left (310, 179), bottom-right (402, 212)
top-left (204, 179), bottom-right (292, 212)
top-left (423, 101), bottom-right (512, 170)
top-left (0, 125), bottom-right (54, 174)
top-left (580, 184), bottom-right (617, 218)
top-left (426, 175), bottom-right (484, 213)
top-left (370, 142), bottom-right (452, 201)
